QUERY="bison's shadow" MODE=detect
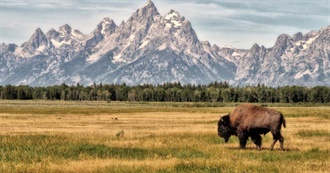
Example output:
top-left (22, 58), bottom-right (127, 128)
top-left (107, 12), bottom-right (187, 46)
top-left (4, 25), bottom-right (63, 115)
top-left (226, 147), bottom-right (299, 152)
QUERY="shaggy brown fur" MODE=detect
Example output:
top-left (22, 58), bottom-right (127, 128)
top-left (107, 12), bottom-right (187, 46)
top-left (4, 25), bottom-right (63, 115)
top-left (218, 104), bottom-right (286, 150)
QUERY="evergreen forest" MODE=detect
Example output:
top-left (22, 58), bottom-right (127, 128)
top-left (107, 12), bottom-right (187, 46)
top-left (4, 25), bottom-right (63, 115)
top-left (1, 82), bottom-right (330, 103)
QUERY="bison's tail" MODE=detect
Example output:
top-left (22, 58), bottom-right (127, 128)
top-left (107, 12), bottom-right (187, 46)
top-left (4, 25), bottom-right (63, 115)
top-left (281, 113), bottom-right (286, 128)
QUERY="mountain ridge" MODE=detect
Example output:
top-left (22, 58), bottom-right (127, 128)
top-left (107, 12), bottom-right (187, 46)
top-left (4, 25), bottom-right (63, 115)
top-left (0, 1), bottom-right (329, 86)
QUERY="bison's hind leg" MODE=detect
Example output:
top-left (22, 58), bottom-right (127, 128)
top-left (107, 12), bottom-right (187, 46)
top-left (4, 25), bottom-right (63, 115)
top-left (270, 130), bottom-right (284, 150)
top-left (279, 135), bottom-right (284, 150)
top-left (251, 134), bottom-right (262, 150)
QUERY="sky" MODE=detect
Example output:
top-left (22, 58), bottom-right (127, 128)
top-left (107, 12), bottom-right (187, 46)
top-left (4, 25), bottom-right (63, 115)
top-left (0, 0), bottom-right (329, 49)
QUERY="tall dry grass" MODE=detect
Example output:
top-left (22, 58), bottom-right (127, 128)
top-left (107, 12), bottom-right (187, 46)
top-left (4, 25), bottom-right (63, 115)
top-left (0, 100), bottom-right (329, 172)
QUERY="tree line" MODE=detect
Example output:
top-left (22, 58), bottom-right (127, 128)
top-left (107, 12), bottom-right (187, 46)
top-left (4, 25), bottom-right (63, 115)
top-left (0, 82), bottom-right (330, 103)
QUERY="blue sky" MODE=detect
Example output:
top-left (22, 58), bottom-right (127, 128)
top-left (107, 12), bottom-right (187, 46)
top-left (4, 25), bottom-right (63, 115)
top-left (0, 0), bottom-right (329, 49)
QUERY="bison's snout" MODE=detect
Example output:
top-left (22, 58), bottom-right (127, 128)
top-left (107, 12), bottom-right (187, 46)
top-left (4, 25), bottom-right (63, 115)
top-left (217, 132), bottom-right (222, 138)
top-left (218, 131), bottom-right (230, 143)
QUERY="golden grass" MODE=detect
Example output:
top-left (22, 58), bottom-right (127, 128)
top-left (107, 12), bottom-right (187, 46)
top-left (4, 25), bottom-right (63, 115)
top-left (0, 100), bottom-right (329, 172)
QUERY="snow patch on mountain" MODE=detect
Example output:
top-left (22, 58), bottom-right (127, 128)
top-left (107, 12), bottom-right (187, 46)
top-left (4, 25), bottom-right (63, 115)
top-left (165, 10), bottom-right (183, 28)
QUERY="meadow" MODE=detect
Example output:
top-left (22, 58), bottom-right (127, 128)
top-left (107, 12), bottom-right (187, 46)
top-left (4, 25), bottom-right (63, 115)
top-left (0, 100), bottom-right (329, 172)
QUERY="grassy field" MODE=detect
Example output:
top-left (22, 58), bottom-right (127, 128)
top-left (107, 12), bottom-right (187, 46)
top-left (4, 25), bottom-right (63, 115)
top-left (0, 100), bottom-right (329, 172)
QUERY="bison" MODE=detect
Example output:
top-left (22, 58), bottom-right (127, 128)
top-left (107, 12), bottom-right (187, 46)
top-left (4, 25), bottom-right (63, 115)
top-left (218, 104), bottom-right (286, 150)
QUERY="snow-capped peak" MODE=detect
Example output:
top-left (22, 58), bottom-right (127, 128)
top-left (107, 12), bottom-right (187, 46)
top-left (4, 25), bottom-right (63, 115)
top-left (102, 17), bottom-right (113, 25)
top-left (137, 0), bottom-right (159, 17)
top-left (201, 41), bottom-right (211, 49)
top-left (72, 29), bottom-right (85, 39)
top-left (165, 10), bottom-right (185, 29)
top-left (100, 17), bottom-right (115, 28)
top-left (144, 0), bottom-right (153, 7)
top-left (35, 28), bottom-right (43, 35)
top-left (27, 28), bottom-right (46, 45)
top-left (1, 0), bottom-right (329, 87)
top-left (47, 28), bottom-right (58, 35)
top-left (15, 28), bottom-right (53, 57)
top-left (165, 10), bottom-right (180, 20)
top-left (59, 24), bottom-right (72, 36)
top-left (98, 17), bottom-right (117, 36)
top-left (222, 45), bottom-right (234, 49)
top-left (57, 24), bottom-right (85, 40)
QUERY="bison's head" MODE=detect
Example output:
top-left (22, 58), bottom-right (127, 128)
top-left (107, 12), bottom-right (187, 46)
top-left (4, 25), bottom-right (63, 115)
top-left (217, 114), bottom-right (232, 143)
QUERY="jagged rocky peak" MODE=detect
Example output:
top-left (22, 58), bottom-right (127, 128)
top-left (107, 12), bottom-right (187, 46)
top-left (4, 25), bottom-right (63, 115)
top-left (221, 45), bottom-right (234, 49)
top-left (102, 17), bottom-right (115, 25)
top-left (15, 27), bottom-right (53, 56)
top-left (316, 25), bottom-right (330, 40)
top-left (121, 0), bottom-right (160, 41)
top-left (293, 32), bottom-right (303, 42)
top-left (246, 43), bottom-right (261, 56)
top-left (165, 10), bottom-right (184, 20)
top-left (1, 0), bottom-right (329, 87)
top-left (274, 34), bottom-right (293, 50)
top-left (211, 44), bottom-right (220, 51)
top-left (27, 28), bottom-right (50, 48)
top-left (122, 0), bottom-right (159, 34)
top-left (322, 25), bottom-right (330, 33)
top-left (46, 28), bottom-right (60, 40)
top-left (162, 10), bottom-right (198, 47)
top-left (0, 43), bottom-right (17, 52)
top-left (143, 0), bottom-right (157, 11)
top-left (201, 41), bottom-right (211, 47)
top-left (250, 43), bottom-right (260, 51)
top-left (84, 18), bottom-right (117, 49)
top-left (7, 44), bottom-right (18, 52)
top-left (201, 41), bottom-right (212, 50)
top-left (72, 29), bottom-right (84, 37)
top-left (119, 20), bottom-right (125, 27)
top-left (35, 28), bottom-right (43, 33)
top-left (57, 24), bottom-right (85, 43)
top-left (47, 28), bottom-right (59, 35)
top-left (97, 17), bottom-right (117, 36)
top-left (135, 0), bottom-right (159, 18)
top-left (59, 24), bottom-right (72, 35)
top-left (252, 43), bottom-right (260, 49)
top-left (145, 0), bottom-right (152, 5)
top-left (164, 10), bottom-right (186, 29)
top-left (32, 28), bottom-right (45, 39)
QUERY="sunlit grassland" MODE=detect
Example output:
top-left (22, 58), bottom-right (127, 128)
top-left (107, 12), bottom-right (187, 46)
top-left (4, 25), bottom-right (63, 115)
top-left (0, 100), bottom-right (329, 172)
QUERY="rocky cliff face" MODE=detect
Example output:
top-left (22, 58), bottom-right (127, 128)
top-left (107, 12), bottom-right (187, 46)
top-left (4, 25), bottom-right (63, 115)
top-left (0, 1), bottom-right (329, 86)
top-left (218, 26), bottom-right (330, 86)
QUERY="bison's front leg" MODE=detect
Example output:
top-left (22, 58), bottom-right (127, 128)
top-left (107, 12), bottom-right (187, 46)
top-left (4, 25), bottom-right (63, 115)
top-left (251, 134), bottom-right (262, 150)
top-left (237, 131), bottom-right (248, 149)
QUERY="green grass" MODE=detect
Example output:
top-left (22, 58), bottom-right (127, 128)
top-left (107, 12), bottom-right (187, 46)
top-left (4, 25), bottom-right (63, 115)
top-left (0, 100), bottom-right (228, 115)
top-left (0, 134), bottom-right (209, 162)
top-left (1, 133), bottom-right (328, 172)
top-left (0, 134), bottom-right (329, 172)
top-left (0, 100), bottom-right (329, 172)
top-left (0, 100), bottom-right (329, 118)
top-left (296, 130), bottom-right (330, 137)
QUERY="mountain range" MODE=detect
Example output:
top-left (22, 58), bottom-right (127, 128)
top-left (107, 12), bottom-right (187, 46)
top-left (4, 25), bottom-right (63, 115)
top-left (1, 1), bottom-right (329, 86)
